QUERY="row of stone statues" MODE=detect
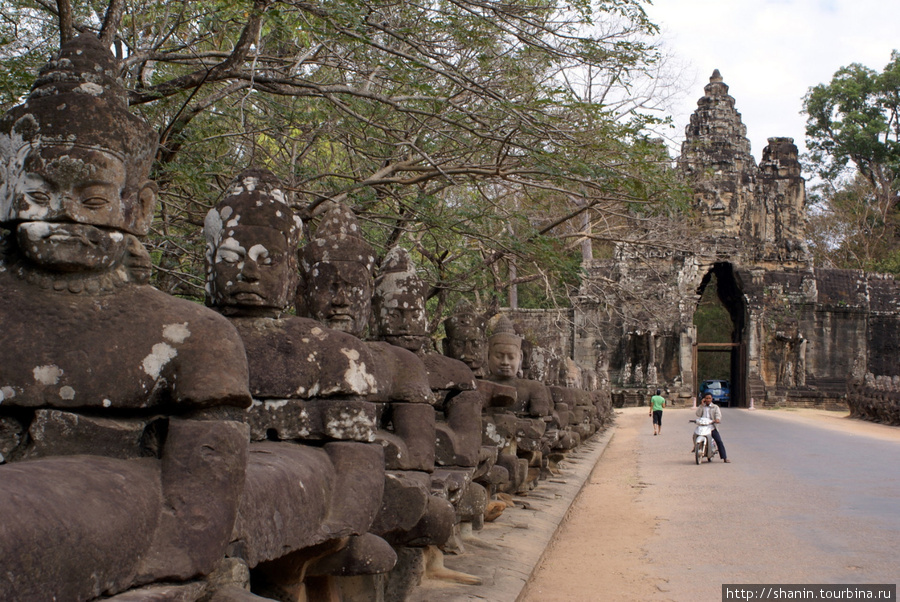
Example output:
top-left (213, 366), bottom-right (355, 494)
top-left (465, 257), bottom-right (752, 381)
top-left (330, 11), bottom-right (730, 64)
top-left (0, 34), bottom-right (612, 601)
top-left (847, 374), bottom-right (900, 426)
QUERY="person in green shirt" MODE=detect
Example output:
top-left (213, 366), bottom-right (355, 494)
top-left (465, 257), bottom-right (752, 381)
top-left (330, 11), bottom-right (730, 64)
top-left (649, 389), bottom-right (666, 435)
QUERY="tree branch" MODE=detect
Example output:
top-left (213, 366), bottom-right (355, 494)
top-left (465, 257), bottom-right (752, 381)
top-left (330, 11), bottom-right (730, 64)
top-left (99, 0), bottom-right (126, 46)
top-left (56, 0), bottom-right (72, 44)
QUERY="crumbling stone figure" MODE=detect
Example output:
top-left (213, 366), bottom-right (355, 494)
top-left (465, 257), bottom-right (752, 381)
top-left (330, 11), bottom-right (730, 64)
top-left (204, 169), bottom-right (394, 599)
top-left (444, 298), bottom-right (489, 378)
top-left (298, 203), bottom-right (455, 599)
top-left (0, 35), bottom-right (251, 601)
top-left (372, 247), bottom-right (487, 584)
top-left (486, 315), bottom-right (553, 489)
top-left (373, 247), bottom-right (483, 469)
top-left (774, 320), bottom-right (806, 388)
top-left (443, 298), bottom-right (519, 501)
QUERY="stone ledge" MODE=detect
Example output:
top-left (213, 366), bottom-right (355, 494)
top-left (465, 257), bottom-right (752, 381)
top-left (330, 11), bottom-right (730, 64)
top-left (408, 426), bottom-right (615, 602)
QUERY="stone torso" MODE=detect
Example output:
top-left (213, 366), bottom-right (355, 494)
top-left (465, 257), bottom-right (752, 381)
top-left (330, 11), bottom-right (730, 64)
top-left (0, 270), bottom-right (249, 411)
top-left (485, 375), bottom-right (551, 417)
top-left (422, 351), bottom-right (477, 393)
top-left (229, 314), bottom-right (378, 400)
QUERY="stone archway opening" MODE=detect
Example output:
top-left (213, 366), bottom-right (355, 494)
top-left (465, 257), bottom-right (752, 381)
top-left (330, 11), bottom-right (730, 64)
top-left (692, 263), bottom-right (747, 407)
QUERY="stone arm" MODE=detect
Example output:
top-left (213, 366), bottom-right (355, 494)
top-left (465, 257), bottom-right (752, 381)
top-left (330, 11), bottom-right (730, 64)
top-left (137, 306), bottom-right (254, 582)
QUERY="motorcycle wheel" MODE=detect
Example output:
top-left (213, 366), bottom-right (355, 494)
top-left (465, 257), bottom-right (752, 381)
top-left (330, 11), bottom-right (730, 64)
top-left (695, 443), bottom-right (701, 465)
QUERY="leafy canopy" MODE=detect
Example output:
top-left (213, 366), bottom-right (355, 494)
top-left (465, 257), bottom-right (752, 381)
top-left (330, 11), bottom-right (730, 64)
top-left (803, 51), bottom-right (900, 275)
top-left (1, 0), bottom-right (686, 311)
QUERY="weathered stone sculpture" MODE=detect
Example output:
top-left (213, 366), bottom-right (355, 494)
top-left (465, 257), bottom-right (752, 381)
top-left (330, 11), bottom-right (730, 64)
top-left (297, 202), bottom-right (376, 337)
top-left (374, 247), bottom-right (482, 467)
top-left (443, 299), bottom-right (518, 497)
top-left (444, 298), bottom-right (489, 378)
top-left (486, 315), bottom-right (554, 488)
top-left (0, 34), bottom-right (251, 601)
top-left (372, 248), bottom-right (487, 584)
top-left (204, 169), bottom-right (394, 597)
top-left (298, 204), bottom-right (455, 598)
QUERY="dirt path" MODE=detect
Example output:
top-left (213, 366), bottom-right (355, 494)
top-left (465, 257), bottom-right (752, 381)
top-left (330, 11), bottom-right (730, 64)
top-left (520, 408), bottom-right (659, 601)
top-left (520, 406), bottom-right (900, 602)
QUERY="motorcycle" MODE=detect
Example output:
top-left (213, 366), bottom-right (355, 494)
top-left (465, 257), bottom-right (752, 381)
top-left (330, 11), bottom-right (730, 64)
top-left (690, 416), bottom-right (719, 464)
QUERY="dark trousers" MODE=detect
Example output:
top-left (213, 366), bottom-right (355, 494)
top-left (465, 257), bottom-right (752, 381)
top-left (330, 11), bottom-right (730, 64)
top-left (711, 428), bottom-right (727, 460)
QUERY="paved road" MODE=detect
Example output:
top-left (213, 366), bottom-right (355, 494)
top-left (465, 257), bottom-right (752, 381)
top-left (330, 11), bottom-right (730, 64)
top-left (637, 407), bottom-right (900, 600)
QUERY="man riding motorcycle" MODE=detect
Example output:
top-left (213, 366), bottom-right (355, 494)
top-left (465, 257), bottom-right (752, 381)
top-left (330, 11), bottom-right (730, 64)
top-left (696, 393), bottom-right (730, 463)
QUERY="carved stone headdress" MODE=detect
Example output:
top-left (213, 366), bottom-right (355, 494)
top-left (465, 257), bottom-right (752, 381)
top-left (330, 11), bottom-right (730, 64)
top-left (300, 201), bottom-right (376, 275)
top-left (205, 168), bottom-right (300, 246)
top-left (374, 246), bottom-right (427, 306)
top-left (444, 298), bottom-right (486, 340)
top-left (489, 314), bottom-right (521, 348)
top-left (0, 34), bottom-right (158, 232)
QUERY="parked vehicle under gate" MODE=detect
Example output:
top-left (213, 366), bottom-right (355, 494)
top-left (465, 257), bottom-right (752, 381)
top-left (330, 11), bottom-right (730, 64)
top-left (700, 379), bottom-right (731, 407)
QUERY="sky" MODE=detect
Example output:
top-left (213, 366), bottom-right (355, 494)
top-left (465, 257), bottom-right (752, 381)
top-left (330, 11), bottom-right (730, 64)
top-left (643, 0), bottom-right (900, 163)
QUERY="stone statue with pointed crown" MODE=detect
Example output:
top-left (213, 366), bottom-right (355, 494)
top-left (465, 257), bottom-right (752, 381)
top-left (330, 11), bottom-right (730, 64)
top-left (485, 314), bottom-right (554, 490)
top-left (373, 246), bottom-right (430, 352)
top-left (0, 34), bottom-right (252, 600)
top-left (371, 249), bottom-right (488, 581)
top-left (444, 298), bottom-right (489, 378)
top-left (298, 211), bottom-right (456, 598)
top-left (298, 201), bottom-right (377, 337)
top-left (205, 169), bottom-right (395, 597)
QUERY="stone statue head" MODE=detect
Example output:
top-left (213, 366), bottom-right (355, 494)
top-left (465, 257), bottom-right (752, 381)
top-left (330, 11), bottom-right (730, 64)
top-left (562, 357), bottom-right (583, 389)
top-left (372, 246), bottom-right (429, 352)
top-left (487, 315), bottom-right (522, 381)
top-left (0, 34), bottom-right (158, 273)
top-left (298, 201), bottom-right (376, 336)
top-left (444, 298), bottom-right (487, 374)
top-left (204, 168), bottom-right (301, 314)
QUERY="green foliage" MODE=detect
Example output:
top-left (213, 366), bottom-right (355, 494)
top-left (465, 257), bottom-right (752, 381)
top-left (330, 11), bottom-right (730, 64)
top-left (803, 54), bottom-right (900, 184)
top-left (803, 52), bottom-right (900, 275)
top-left (694, 274), bottom-right (733, 380)
top-left (806, 173), bottom-right (900, 275)
top-left (0, 3), bottom-right (56, 109)
top-left (3, 0), bottom-right (682, 306)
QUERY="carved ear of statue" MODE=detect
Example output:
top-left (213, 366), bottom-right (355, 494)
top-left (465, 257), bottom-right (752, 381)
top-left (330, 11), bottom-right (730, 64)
top-left (130, 181), bottom-right (158, 235)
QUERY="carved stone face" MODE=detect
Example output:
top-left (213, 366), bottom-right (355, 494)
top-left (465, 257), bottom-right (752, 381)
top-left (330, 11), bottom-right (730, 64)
top-left (446, 326), bottom-right (487, 372)
top-left (13, 146), bottom-right (127, 224)
top-left (304, 261), bottom-right (372, 336)
top-left (376, 292), bottom-right (428, 352)
top-left (8, 146), bottom-right (153, 271)
top-left (488, 342), bottom-right (521, 380)
top-left (211, 225), bottom-right (295, 310)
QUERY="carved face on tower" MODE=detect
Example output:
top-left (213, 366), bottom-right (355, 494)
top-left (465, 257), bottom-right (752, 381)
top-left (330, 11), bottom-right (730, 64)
top-left (205, 169), bottom-right (301, 313)
top-left (444, 299), bottom-right (487, 374)
top-left (299, 202), bottom-right (376, 337)
top-left (0, 35), bottom-right (158, 274)
top-left (487, 315), bottom-right (522, 382)
top-left (373, 246), bottom-right (428, 352)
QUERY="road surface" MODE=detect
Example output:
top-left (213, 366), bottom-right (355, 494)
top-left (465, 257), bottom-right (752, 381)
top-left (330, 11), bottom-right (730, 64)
top-left (522, 406), bottom-right (900, 601)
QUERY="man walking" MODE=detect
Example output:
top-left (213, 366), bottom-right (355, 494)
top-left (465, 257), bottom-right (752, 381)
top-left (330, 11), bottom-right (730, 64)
top-left (650, 389), bottom-right (666, 435)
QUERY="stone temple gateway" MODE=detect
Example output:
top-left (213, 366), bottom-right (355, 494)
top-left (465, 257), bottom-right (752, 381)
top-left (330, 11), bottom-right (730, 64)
top-left (511, 71), bottom-right (900, 419)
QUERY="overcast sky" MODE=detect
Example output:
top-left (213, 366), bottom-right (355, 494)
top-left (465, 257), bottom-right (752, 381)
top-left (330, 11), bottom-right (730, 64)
top-left (643, 0), bottom-right (900, 163)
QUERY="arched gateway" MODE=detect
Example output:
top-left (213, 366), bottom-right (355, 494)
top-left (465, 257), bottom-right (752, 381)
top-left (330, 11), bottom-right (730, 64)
top-left (511, 71), bottom-right (900, 412)
top-left (693, 263), bottom-right (746, 408)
